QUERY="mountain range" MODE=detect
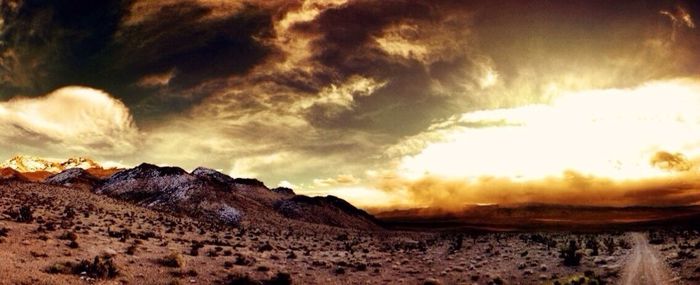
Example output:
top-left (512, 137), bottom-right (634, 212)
top-left (0, 157), bottom-right (380, 230)
top-left (0, 155), bottom-right (103, 172)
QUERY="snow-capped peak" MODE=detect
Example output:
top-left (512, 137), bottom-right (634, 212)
top-left (0, 155), bottom-right (103, 173)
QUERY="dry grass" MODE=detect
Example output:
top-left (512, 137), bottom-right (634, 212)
top-left (0, 181), bottom-right (636, 284)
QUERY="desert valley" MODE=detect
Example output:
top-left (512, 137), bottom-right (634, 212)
top-left (0, 156), bottom-right (698, 285)
top-left (2, 0), bottom-right (700, 284)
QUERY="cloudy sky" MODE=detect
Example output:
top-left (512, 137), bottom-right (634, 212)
top-left (1, 0), bottom-right (700, 209)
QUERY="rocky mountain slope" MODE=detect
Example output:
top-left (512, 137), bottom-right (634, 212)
top-left (45, 168), bottom-right (101, 191)
top-left (5, 161), bottom-right (381, 230)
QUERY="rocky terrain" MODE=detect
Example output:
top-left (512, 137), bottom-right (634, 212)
top-left (0, 162), bottom-right (694, 284)
top-left (647, 230), bottom-right (700, 284)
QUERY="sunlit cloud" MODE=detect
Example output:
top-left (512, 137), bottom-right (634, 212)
top-left (2, 0), bottom-right (700, 210)
top-left (660, 6), bottom-right (695, 42)
top-left (137, 69), bottom-right (176, 87)
top-left (377, 171), bottom-right (700, 210)
top-left (375, 23), bottom-right (429, 61)
top-left (650, 151), bottom-right (692, 172)
top-left (358, 79), bottom-right (700, 208)
top-left (272, 0), bottom-right (349, 73)
top-left (399, 79), bottom-right (700, 181)
top-left (0, 86), bottom-right (139, 157)
top-left (295, 76), bottom-right (386, 111)
top-left (277, 180), bottom-right (297, 189)
top-left (313, 174), bottom-right (360, 187)
top-left (660, 6), bottom-right (695, 29)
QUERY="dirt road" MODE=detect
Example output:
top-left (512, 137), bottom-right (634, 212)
top-left (620, 232), bottom-right (673, 285)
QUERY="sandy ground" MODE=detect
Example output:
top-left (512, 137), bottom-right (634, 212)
top-left (648, 230), bottom-right (700, 285)
top-left (0, 181), bottom-right (677, 285)
top-left (621, 233), bottom-right (673, 285)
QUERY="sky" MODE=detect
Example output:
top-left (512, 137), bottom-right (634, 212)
top-left (1, 0), bottom-right (700, 209)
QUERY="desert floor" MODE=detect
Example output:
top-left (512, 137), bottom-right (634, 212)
top-left (0, 182), bottom-right (696, 285)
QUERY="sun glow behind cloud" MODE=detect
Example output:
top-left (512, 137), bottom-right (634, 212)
top-left (334, 78), bottom-right (700, 209)
top-left (2, 0), bottom-right (700, 210)
top-left (399, 79), bottom-right (700, 182)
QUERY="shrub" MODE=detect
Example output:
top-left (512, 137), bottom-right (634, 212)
top-left (234, 253), bottom-right (255, 266)
top-left (17, 206), bottom-right (33, 223)
top-left (267, 272), bottom-right (292, 285)
top-left (585, 238), bottom-right (599, 256)
top-left (603, 237), bottom-right (616, 255)
top-left (47, 256), bottom-right (119, 279)
top-left (74, 256), bottom-right (119, 278)
top-left (190, 242), bottom-right (204, 256)
top-left (126, 244), bottom-right (138, 255)
top-left (58, 231), bottom-right (78, 241)
top-left (161, 252), bottom-right (186, 268)
top-left (447, 234), bottom-right (463, 254)
top-left (220, 274), bottom-right (260, 285)
top-left (559, 240), bottom-right (583, 266)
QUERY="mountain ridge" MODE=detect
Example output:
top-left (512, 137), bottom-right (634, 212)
top-left (0, 155), bottom-right (105, 173)
top-left (2, 160), bottom-right (382, 230)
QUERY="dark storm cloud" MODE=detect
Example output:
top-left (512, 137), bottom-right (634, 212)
top-left (472, 0), bottom-right (700, 98)
top-left (1, 0), bottom-right (700, 200)
top-left (0, 0), bottom-right (276, 118)
top-left (0, 0), bottom-right (132, 96)
top-left (295, 0), bottom-right (433, 74)
top-left (113, 3), bottom-right (274, 112)
top-left (292, 0), bottom-right (475, 135)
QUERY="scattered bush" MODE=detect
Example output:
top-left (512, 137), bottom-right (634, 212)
top-left (161, 252), bottom-right (186, 268)
top-left (560, 240), bottom-right (583, 266)
top-left (603, 237), bottom-right (616, 255)
top-left (234, 254), bottom-right (255, 266)
top-left (58, 231), bottom-right (78, 241)
top-left (126, 244), bottom-right (138, 255)
top-left (649, 231), bottom-right (664, 245)
top-left (258, 242), bottom-right (274, 252)
top-left (47, 256), bottom-right (119, 279)
top-left (584, 238), bottom-right (599, 256)
top-left (447, 234), bottom-right (463, 254)
top-left (17, 206), bottom-right (33, 223)
top-left (190, 242), bottom-right (204, 256)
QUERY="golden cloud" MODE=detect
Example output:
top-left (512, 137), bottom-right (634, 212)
top-left (138, 69), bottom-right (176, 87)
top-left (0, 86), bottom-right (139, 156)
top-left (313, 174), bottom-right (361, 187)
top-left (361, 78), bottom-right (700, 209)
top-left (396, 79), bottom-right (700, 181)
top-left (650, 151), bottom-right (692, 172)
top-left (377, 170), bottom-right (700, 210)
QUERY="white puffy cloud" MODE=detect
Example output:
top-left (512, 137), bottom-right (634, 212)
top-left (0, 86), bottom-right (139, 157)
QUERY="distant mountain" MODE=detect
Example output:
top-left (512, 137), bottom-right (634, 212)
top-left (376, 203), bottom-right (700, 231)
top-left (0, 155), bottom-right (105, 173)
top-left (0, 167), bottom-right (29, 182)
